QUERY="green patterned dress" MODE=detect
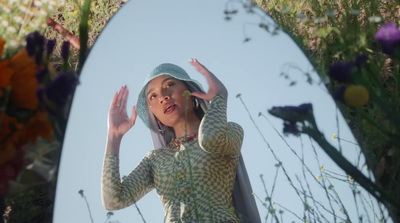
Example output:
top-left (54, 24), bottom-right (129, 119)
top-left (101, 95), bottom-right (243, 223)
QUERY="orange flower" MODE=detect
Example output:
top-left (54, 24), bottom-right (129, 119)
top-left (0, 145), bottom-right (17, 165)
top-left (0, 37), bottom-right (5, 55)
top-left (9, 50), bottom-right (39, 110)
top-left (15, 110), bottom-right (53, 143)
top-left (0, 37), bottom-right (13, 97)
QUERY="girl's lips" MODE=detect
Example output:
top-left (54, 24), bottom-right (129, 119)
top-left (164, 104), bottom-right (176, 114)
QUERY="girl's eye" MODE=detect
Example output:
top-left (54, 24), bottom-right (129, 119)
top-left (166, 82), bottom-right (174, 88)
top-left (150, 94), bottom-right (156, 100)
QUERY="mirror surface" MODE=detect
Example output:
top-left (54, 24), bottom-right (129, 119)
top-left (54, 0), bottom-right (373, 222)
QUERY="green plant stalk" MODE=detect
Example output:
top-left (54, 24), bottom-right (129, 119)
top-left (127, 190), bottom-right (147, 223)
top-left (78, 0), bottom-right (91, 74)
top-left (302, 124), bottom-right (400, 211)
top-left (183, 92), bottom-right (201, 223)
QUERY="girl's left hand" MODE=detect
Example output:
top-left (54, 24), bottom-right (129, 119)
top-left (189, 58), bottom-right (228, 101)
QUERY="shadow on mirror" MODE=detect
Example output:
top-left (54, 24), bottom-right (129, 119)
top-left (53, 0), bottom-right (387, 222)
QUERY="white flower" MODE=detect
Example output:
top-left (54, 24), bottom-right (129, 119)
top-left (40, 9), bottom-right (47, 15)
top-left (368, 16), bottom-right (382, 23)
top-left (326, 10), bottom-right (335, 17)
top-left (34, 0), bottom-right (43, 6)
top-left (19, 4), bottom-right (28, 12)
top-left (8, 40), bottom-right (19, 47)
top-left (49, 0), bottom-right (57, 5)
top-left (350, 9), bottom-right (360, 15)
top-left (48, 4), bottom-right (54, 10)
top-left (314, 17), bottom-right (326, 23)
top-left (27, 8), bottom-right (35, 16)
top-left (1, 20), bottom-right (9, 27)
top-left (40, 23), bottom-right (47, 28)
top-left (296, 13), bottom-right (309, 22)
top-left (7, 26), bottom-right (16, 33)
top-left (2, 5), bottom-right (11, 13)
top-left (14, 16), bottom-right (24, 24)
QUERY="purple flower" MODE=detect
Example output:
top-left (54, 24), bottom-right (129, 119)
top-left (268, 103), bottom-right (313, 123)
top-left (44, 71), bottom-right (79, 107)
top-left (329, 61), bottom-right (355, 83)
top-left (36, 68), bottom-right (48, 83)
top-left (46, 39), bottom-right (56, 56)
top-left (26, 34), bottom-right (36, 56)
top-left (283, 121), bottom-right (300, 136)
top-left (35, 50), bottom-right (43, 66)
top-left (61, 41), bottom-right (70, 61)
top-left (333, 86), bottom-right (346, 102)
top-left (355, 54), bottom-right (368, 68)
top-left (374, 22), bottom-right (400, 56)
top-left (25, 31), bottom-right (45, 61)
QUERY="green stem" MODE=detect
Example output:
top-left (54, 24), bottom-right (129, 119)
top-left (302, 126), bottom-right (399, 210)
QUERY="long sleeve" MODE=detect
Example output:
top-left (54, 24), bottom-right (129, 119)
top-left (198, 94), bottom-right (244, 156)
top-left (101, 153), bottom-right (154, 210)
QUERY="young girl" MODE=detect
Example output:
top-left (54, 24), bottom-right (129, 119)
top-left (101, 59), bottom-right (260, 223)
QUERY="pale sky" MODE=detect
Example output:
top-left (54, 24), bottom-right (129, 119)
top-left (53, 0), bottom-right (388, 222)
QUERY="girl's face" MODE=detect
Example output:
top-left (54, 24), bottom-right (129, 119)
top-left (146, 75), bottom-right (194, 127)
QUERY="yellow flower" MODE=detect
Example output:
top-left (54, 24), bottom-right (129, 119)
top-left (343, 85), bottom-right (369, 107)
top-left (70, 10), bottom-right (79, 16)
top-left (88, 20), bottom-right (92, 26)
top-left (272, 202), bottom-right (275, 205)
top-left (348, 177), bottom-right (354, 182)
top-left (332, 134), bottom-right (337, 140)
top-left (317, 175), bottom-right (322, 180)
top-left (319, 165), bottom-right (324, 171)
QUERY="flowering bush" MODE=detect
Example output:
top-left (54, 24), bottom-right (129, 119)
top-left (1, 29), bottom-right (79, 222)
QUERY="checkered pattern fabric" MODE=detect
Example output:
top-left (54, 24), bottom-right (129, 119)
top-left (102, 95), bottom-right (243, 223)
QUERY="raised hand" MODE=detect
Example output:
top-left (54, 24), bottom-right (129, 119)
top-left (189, 58), bottom-right (228, 101)
top-left (108, 85), bottom-right (137, 138)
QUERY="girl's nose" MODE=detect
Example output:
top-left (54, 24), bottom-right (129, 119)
top-left (159, 95), bottom-right (170, 104)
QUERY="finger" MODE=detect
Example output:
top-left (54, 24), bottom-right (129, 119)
top-left (116, 85), bottom-right (125, 109)
top-left (110, 91), bottom-right (119, 108)
top-left (190, 59), bottom-right (213, 78)
top-left (121, 85), bottom-right (129, 109)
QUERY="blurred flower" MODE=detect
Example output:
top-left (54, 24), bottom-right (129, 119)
top-left (329, 61), bottom-right (355, 83)
top-left (61, 41), bottom-right (70, 61)
top-left (317, 175), bottom-right (322, 180)
top-left (374, 22), bottom-right (400, 57)
top-left (368, 16), bottom-right (382, 23)
top-left (332, 134), bottom-right (337, 140)
top-left (343, 85), bottom-right (369, 107)
top-left (283, 121), bottom-right (299, 136)
top-left (268, 103), bottom-right (313, 123)
top-left (350, 9), bottom-right (360, 15)
top-left (320, 165), bottom-right (325, 171)
top-left (349, 177), bottom-right (354, 182)
top-left (9, 50), bottom-right (39, 109)
top-left (333, 86), bottom-right (346, 102)
top-left (355, 54), bottom-right (368, 68)
top-left (326, 11), bottom-right (335, 17)
top-left (16, 110), bottom-right (53, 143)
top-left (46, 39), bottom-right (56, 56)
top-left (39, 71), bottom-right (79, 107)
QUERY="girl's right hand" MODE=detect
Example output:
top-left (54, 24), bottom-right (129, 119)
top-left (108, 85), bottom-right (137, 138)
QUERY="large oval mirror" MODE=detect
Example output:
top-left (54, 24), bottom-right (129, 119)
top-left (53, 0), bottom-right (381, 222)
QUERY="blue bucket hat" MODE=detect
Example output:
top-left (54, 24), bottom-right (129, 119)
top-left (136, 63), bottom-right (206, 130)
